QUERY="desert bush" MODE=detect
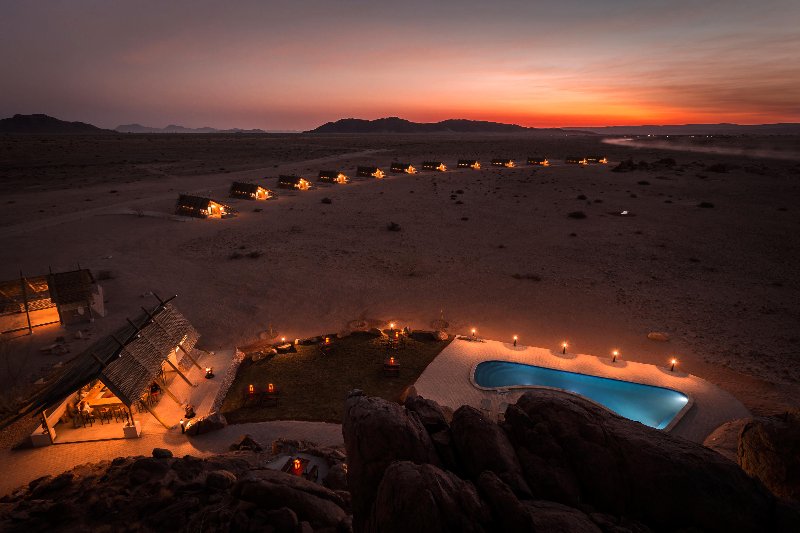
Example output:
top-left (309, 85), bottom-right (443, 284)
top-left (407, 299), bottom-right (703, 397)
top-left (247, 250), bottom-right (263, 259)
top-left (698, 202), bottom-right (715, 208)
top-left (387, 222), bottom-right (401, 232)
top-left (321, 197), bottom-right (332, 204)
top-left (512, 273), bottom-right (542, 281)
top-left (637, 180), bottom-right (650, 185)
top-left (228, 251), bottom-right (243, 260)
top-left (567, 211), bottom-right (587, 219)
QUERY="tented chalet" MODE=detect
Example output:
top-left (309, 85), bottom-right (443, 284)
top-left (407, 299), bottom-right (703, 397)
top-left (491, 159), bottom-right (515, 167)
top-left (229, 181), bottom-right (273, 200)
top-left (357, 166), bottom-right (385, 179)
top-left (175, 195), bottom-right (234, 218)
top-left (318, 170), bottom-right (349, 184)
top-left (278, 175), bottom-right (311, 190)
top-left (422, 161), bottom-right (447, 172)
top-left (457, 159), bottom-right (481, 169)
top-left (0, 269), bottom-right (105, 335)
top-left (565, 157), bottom-right (588, 165)
top-left (390, 162), bottom-right (416, 174)
top-left (527, 157), bottom-right (550, 166)
top-left (586, 156), bottom-right (608, 164)
top-left (5, 297), bottom-right (203, 445)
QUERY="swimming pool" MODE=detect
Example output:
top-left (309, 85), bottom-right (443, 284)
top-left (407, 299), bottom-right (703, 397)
top-left (473, 360), bottom-right (690, 430)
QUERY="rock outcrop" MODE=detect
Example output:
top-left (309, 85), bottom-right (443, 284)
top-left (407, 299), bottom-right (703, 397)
top-left (0, 448), bottom-right (351, 533)
top-left (344, 390), bottom-right (799, 533)
top-left (738, 410), bottom-right (800, 503)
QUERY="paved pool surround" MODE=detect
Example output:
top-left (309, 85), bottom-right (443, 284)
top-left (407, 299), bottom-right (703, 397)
top-left (413, 337), bottom-right (749, 442)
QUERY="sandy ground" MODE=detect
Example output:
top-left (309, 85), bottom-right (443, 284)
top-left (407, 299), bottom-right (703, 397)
top-left (1, 133), bottom-right (799, 429)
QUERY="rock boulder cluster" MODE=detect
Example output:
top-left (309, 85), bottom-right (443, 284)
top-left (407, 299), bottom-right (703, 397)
top-left (344, 389), bottom-right (799, 533)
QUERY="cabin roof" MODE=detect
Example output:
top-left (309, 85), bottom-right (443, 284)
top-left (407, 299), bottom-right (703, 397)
top-left (4, 302), bottom-right (198, 426)
top-left (230, 181), bottom-right (263, 193)
top-left (279, 175), bottom-right (306, 183)
top-left (49, 269), bottom-right (95, 306)
top-left (177, 194), bottom-right (212, 209)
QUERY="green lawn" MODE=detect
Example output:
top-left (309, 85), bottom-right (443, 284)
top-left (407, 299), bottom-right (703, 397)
top-left (221, 332), bottom-right (452, 424)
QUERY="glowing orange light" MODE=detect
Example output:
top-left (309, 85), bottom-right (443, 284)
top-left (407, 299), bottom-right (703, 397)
top-left (248, 384), bottom-right (254, 394)
top-left (293, 459), bottom-right (302, 472)
top-left (389, 322), bottom-right (395, 329)
top-left (268, 383), bottom-right (274, 393)
top-left (324, 337), bottom-right (330, 344)
top-left (389, 357), bottom-right (395, 365)
top-left (281, 336), bottom-right (286, 343)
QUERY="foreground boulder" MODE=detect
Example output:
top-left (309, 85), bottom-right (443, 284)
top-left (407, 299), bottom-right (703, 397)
top-left (738, 410), bottom-right (800, 502)
top-left (343, 390), bottom-right (440, 532)
top-left (343, 390), bottom-right (799, 533)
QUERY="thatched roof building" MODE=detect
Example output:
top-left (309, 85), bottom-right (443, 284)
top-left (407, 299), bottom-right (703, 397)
top-left (4, 298), bottom-right (200, 439)
top-left (422, 161), bottom-right (447, 172)
top-left (175, 195), bottom-right (233, 218)
top-left (357, 166), bottom-right (385, 179)
top-left (457, 159), bottom-right (481, 169)
top-left (0, 269), bottom-right (104, 334)
top-left (230, 181), bottom-right (272, 200)
top-left (586, 156), bottom-right (608, 164)
top-left (390, 162), bottom-right (416, 174)
top-left (318, 170), bottom-right (349, 184)
top-left (278, 175), bottom-right (311, 190)
top-left (491, 159), bottom-right (515, 167)
top-left (527, 157), bottom-right (550, 166)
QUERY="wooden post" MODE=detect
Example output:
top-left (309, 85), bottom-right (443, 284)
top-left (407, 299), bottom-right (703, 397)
top-left (160, 382), bottom-right (181, 405)
top-left (40, 409), bottom-right (54, 444)
top-left (177, 344), bottom-right (202, 371)
top-left (19, 272), bottom-right (33, 335)
top-left (139, 400), bottom-right (173, 429)
top-left (164, 357), bottom-right (194, 387)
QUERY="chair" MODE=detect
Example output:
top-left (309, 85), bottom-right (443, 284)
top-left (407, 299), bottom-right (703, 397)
top-left (97, 408), bottom-right (112, 425)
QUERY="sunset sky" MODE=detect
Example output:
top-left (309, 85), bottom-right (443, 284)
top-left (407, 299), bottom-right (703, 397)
top-left (2, 1), bottom-right (799, 130)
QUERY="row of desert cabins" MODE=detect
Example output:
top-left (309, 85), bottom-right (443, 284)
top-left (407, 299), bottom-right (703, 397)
top-left (176, 155), bottom-right (608, 218)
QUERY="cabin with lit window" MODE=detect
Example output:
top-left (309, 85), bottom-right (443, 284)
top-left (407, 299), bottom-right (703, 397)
top-left (390, 162), bottom-right (416, 174)
top-left (422, 161), bottom-right (447, 172)
top-left (491, 159), bottom-right (515, 168)
top-left (527, 157), bottom-right (550, 166)
top-left (357, 166), bottom-right (385, 179)
top-left (229, 181), bottom-right (273, 200)
top-left (457, 159), bottom-right (481, 169)
top-left (586, 156), bottom-right (608, 164)
top-left (4, 298), bottom-right (204, 446)
top-left (565, 157), bottom-right (588, 165)
top-left (318, 170), bottom-right (349, 184)
top-left (0, 269), bottom-right (105, 336)
top-left (278, 175), bottom-right (311, 190)
top-left (175, 195), bottom-right (234, 218)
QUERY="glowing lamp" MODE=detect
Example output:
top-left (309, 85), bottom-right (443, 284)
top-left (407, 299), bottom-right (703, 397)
top-left (389, 356), bottom-right (396, 365)
top-left (670, 358), bottom-right (677, 372)
top-left (248, 384), bottom-right (254, 394)
top-left (612, 350), bottom-right (619, 363)
top-left (205, 366), bottom-right (214, 379)
top-left (293, 458), bottom-right (302, 473)
top-left (513, 335), bottom-right (518, 347)
top-left (281, 336), bottom-right (286, 343)
top-left (471, 328), bottom-right (477, 339)
top-left (180, 419), bottom-right (185, 434)
top-left (389, 322), bottom-right (395, 330)
top-left (562, 341), bottom-right (568, 354)
top-left (268, 383), bottom-right (275, 393)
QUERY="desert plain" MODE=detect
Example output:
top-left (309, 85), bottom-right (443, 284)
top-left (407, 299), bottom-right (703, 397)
top-left (1, 131), bottom-right (799, 435)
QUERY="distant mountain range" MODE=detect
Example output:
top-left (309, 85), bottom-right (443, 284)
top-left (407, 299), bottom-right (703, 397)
top-left (306, 117), bottom-right (572, 134)
top-left (0, 114), bottom-right (113, 134)
top-left (3, 114), bottom-right (799, 136)
top-left (565, 123), bottom-right (800, 135)
top-left (114, 123), bottom-right (268, 134)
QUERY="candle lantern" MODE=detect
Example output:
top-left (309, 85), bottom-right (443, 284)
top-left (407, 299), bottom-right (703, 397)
top-left (389, 356), bottom-right (395, 365)
top-left (513, 335), bottom-right (518, 347)
top-left (205, 366), bottom-right (214, 379)
top-left (562, 341), bottom-right (568, 354)
top-left (268, 382), bottom-right (275, 393)
top-left (248, 384), bottom-right (254, 394)
top-left (471, 328), bottom-right (477, 339)
top-left (180, 419), bottom-right (185, 434)
top-left (612, 350), bottom-right (619, 363)
top-left (670, 358), bottom-right (677, 372)
top-left (324, 336), bottom-right (330, 345)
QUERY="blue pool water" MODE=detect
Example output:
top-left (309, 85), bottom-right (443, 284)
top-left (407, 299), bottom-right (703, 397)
top-left (474, 361), bottom-right (689, 429)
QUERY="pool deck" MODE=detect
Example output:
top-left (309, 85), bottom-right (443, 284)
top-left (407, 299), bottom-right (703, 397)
top-left (413, 337), bottom-right (750, 442)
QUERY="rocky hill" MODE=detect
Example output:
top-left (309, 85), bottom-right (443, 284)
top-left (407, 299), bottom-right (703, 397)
top-left (0, 114), bottom-right (112, 135)
top-left (115, 123), bottom-right (267, 134)
top-left (1, 391), bottom-right (798, 532)
top-left (307, 117), bottom-right (572, 134)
